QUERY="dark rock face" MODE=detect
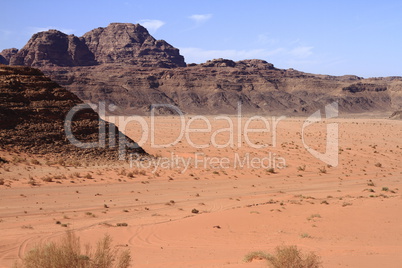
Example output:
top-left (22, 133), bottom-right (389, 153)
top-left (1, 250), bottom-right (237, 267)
top-left (0, 64), bottom-right (146, 159)
top-left (342, 83), bottom-right (388, 93)
top-left (9, 30), bottom-right (96, 67)
top-left (82, 23), bottom-right (186, 68)
top-left (7, 23), bottom-right (186, 68)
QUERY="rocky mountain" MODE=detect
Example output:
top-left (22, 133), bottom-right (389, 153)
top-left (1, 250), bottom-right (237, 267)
top-left (46, 59), bottom-right (402, 115)
top-left (0, 48), bottom-right (18, 65)
top-left (82, 23), bottom-right (185, 67)
top-left (2, 23), bottom-right (402, 115)
top-left (0, 64), bottom-right (146, 159)
top-left (6, 23), bottom-right (185, 68)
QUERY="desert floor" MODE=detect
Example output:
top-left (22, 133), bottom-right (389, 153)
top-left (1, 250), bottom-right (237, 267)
top-left (0, 116), bottom-right (401, 267)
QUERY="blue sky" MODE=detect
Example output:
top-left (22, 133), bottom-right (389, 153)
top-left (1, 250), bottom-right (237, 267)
top-left (1, 0), bottom-right (402, 77)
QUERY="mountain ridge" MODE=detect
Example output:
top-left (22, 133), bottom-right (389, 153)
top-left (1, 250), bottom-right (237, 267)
top-left (2, 23), bottom-right (402, 115)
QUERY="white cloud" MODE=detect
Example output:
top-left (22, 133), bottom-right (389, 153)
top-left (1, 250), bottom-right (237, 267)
top-left (28, 26), bottom-right (75, 35)
top-left (289, 46), bottom-right (314, 58)
top-left (179, 47), bottom-right (285, 63)
top-left (257, 33), bottom-right (279, 45)
top-left (138, 19), bottom-right (166, 33)
top-left (188, 14), bottom-right (213, 24)
top-left (0, 29), bottom-right (12, 36)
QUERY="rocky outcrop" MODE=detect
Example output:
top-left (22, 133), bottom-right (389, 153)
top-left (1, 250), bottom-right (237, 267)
top-left (0, 48), bottom-right (18, 65)
top-left (0, 64), bottom-right (146, 159)
top-left (9, 30), bottom-right (96, 67)
top-left (6, 23), bottom-right (186, 68)
top-left (82, 23), bottom-right (186, 68)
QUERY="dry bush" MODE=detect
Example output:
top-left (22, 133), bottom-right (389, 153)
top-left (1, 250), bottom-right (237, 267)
top-left (268, 245), bottom-right (321, 268)
top-left (297, 165), bottom-right (306, 171)
top-left (41, 176), bottom-right (53, 182)
top-left (243, 251), bottom-right (272, 262)
top-left (318, 166), bottom-right (327, 174)
top-left (13, 231), bottom-right (131, 268)
top-left (244, 245), bottom-right (321, 268)
top-left (30, 159), bottom-right (41, 165)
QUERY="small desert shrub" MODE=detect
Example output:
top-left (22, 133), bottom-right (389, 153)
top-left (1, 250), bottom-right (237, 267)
top-left (12, 156), bottom-right (26, 164)
top-left (30, 159), bottom-right (40, 165)
top-left (72, 172), bottom-right (81, 178)
top-left (84, 173), bottom-right (93, 180)
top-left (382, 187), bottom-right (389, 192)
top-left (374, 162), bottom-right (382, 168)
top-left (0, 178), bottom-right (4, 185)
top-left (85, 212), bottom-right (95, 217)
top-left (70, 160), bottom-right (81, 167)
top-left (58, 159), bottom-right (66, 166)
top-left (118, 169), bottom-right (127, 176)
top-left (244, 245), bottom-right (321, 267)
top-left (318, 166), bottom-right (327, 174)
top-left (342, 202), bottom-right (353, 207)
top-left (297, 165), bottom-right (306, 171)
top-left (243, 251), bottom-right (272, 262)
top-left (300, 233), bottom-right (312, 238)
top-left (307, 214), bottom-right (321, 221)
top-left (13, 231), bottom-right (131, 268)
top-left (0, 157), bottom-right (9, 164)
top-left (45, 160), bottom-right (57, 166)
top-left (267, 245), bottom-right (321, 268)
top-left (41, 176), bottom-right (53, 182)
top-left (54, 174), bottom-right (67, 180)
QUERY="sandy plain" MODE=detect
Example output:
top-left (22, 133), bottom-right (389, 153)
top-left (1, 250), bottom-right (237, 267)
top-left (0, 116), bottom-right (401, 267)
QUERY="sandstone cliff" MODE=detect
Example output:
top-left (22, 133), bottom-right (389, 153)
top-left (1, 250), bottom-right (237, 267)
top-left (47, 59), bottom-right (402, 115)
top-left (82, 23), bottom-right (185, 67)
top-left (6, 23), bottom-right (185, 68)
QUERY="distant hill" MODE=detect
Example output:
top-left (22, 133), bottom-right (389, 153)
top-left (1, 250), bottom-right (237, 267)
top-left (2, 23), bottom-right (402, 115)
